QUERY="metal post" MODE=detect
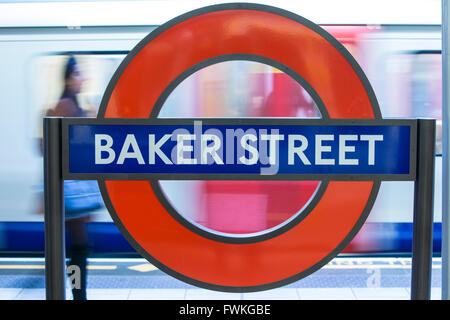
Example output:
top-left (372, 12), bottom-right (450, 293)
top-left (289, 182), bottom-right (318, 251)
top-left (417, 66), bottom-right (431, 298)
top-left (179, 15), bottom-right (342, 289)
top-left (442, 0), bottom-right (450, 300)
top-left (411, 119), bottom-right (436, 300)
top-left (43, 117), bottom-right (66, 300)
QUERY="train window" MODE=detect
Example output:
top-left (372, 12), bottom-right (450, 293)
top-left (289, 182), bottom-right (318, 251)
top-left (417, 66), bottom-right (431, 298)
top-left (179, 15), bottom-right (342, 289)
top-left (157, 60), bottom-right (322, 237)
top-left (383, 51), bottom-right (442, 154)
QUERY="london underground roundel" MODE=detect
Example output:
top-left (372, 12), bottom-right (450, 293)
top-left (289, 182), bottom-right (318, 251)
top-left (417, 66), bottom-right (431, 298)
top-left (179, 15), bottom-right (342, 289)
top-left (97, 3), bottom-right (381, 292)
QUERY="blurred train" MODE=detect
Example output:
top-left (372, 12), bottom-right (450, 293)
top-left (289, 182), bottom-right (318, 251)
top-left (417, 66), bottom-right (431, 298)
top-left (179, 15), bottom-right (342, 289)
top-left (0, 0), bottom-right (443, 256)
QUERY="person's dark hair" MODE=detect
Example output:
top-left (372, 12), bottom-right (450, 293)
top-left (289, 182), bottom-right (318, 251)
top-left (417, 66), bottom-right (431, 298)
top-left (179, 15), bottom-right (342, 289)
top-left (64, 55), bottom-right (78, 81)
top-left (61, 55), bottom-right (80, 105)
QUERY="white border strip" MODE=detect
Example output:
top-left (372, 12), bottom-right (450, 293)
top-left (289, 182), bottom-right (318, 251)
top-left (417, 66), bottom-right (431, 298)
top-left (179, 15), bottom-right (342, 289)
top-left (0, 0), bottom-right (442, 28)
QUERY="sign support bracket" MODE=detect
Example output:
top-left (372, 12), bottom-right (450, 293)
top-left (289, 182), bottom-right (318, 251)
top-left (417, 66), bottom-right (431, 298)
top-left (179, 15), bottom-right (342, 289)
top-left (411, 118), bottom-right (436, 300)
top-left (43, 117), bottom-right (66, 300)
top-left (442, 0), bottom-right (450, 300)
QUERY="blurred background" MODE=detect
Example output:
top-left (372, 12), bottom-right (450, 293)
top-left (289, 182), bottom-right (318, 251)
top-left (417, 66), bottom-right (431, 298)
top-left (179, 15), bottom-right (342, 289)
top-left (0, 0), bottom-right (443, 255)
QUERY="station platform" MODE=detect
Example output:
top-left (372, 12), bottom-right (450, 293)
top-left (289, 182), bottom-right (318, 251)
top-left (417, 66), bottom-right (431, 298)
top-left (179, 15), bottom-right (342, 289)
top-left (0, 256), bottom-right (443, 300)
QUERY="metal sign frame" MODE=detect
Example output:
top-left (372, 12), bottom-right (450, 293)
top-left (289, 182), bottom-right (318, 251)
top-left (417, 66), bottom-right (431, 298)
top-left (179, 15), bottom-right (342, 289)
top-left (44, 116), bottom-right (435, 300)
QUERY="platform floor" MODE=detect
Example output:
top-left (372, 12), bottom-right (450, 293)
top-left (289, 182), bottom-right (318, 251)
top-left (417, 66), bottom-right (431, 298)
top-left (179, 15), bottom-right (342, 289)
top-left (0, 256), bottom-right (444, 300)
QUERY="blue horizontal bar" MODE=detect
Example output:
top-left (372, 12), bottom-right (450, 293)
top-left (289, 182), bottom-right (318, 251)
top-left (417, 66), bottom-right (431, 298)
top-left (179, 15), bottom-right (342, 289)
top-left (68, 123), bottom-right (412, 176)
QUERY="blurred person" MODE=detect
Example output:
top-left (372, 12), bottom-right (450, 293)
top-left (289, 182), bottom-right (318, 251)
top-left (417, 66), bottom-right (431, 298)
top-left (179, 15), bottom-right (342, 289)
top-left (44, 56), bottom-right (102, 300)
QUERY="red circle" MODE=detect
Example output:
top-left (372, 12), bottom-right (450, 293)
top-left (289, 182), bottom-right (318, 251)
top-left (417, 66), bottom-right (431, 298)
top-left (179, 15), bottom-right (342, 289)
top-left (101, 7), bottom-right (377, 289)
